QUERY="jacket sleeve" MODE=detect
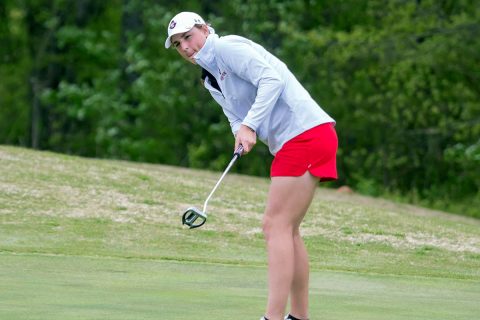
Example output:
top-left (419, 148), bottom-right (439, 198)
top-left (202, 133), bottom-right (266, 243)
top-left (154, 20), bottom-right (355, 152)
top-left (216, 39), bottom-right (285, 132)
top-left (223, 108), bottom-right (242, 135)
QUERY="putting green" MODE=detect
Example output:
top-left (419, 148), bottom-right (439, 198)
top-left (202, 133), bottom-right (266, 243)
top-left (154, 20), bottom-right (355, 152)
top-left (1, 253), bottom-right (478, 320)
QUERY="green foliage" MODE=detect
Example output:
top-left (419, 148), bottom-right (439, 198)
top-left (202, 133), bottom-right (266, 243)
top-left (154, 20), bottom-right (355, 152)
top-left (278, 0), bottom-right (480, 216)
top-left (0, 0), bottom-right (479, 217)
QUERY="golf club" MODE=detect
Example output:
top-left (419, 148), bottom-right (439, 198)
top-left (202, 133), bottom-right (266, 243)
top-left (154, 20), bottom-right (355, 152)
top-left (182, 145), bottom-right (244, 229)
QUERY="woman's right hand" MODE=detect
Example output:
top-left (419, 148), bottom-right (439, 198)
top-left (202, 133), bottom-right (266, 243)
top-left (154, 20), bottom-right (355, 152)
top-left (235, 124), bottom-right (257, 154)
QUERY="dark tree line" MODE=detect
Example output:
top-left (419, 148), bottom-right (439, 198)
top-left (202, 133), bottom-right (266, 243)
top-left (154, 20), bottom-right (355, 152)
top-left (1, 0), bottom-right (479, 217)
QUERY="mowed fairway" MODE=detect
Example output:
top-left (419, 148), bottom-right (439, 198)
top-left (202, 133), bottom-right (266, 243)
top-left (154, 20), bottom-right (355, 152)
top-left (2, 254), bottom-right (479, 320)
top-left (1, 146), bottom-right (479, 319)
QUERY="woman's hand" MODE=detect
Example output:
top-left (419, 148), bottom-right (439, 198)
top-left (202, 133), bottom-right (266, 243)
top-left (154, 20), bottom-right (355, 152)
top-left (235, 124), bottom-right (257, 154)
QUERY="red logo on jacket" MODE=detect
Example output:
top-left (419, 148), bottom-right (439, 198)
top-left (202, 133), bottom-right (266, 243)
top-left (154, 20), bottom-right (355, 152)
top-left (219, 69), bottom-right (227, 81)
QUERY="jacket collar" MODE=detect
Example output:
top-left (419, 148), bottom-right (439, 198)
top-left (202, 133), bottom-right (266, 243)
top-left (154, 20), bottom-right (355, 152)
top-left (194, 34), bottom-right (218, 71)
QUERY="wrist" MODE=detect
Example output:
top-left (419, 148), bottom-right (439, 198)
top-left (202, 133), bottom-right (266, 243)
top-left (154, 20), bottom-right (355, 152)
top-left (242, 124), bottom-right (255, 133)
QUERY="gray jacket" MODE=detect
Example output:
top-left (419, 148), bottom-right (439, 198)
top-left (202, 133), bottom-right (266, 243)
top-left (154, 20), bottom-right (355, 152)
top-left (194, 33), bottom-right (334, 155)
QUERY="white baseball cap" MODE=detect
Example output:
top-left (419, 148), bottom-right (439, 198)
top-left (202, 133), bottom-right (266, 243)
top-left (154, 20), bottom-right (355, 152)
top-left (165, 12), bottom-right (206, 49)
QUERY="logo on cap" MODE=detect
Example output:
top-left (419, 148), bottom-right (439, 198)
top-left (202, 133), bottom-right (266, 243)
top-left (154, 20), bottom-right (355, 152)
top-left (169, 20), bottom-right (176, 29)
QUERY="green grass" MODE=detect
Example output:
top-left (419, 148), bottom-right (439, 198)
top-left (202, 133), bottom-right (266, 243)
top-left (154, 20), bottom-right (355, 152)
top-left (1, 253), bottom-right (479, 320)
top-left (1, 145), bottom-right (480, 319)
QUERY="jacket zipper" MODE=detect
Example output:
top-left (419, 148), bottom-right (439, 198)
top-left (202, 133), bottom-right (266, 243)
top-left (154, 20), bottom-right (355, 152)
top-left (205, 77), bottom-right (225, 99)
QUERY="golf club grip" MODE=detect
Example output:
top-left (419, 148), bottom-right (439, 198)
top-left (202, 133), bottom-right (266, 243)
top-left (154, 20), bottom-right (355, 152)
top-left (234, 144), bottom-right (244, 158)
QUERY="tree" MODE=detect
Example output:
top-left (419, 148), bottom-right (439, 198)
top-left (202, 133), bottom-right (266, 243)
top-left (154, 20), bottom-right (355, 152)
top-left (1, 0), bottom-right (478, 216)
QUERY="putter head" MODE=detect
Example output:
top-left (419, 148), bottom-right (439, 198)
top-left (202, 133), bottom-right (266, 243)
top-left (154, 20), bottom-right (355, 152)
top-left (182, 207), bottom-right (207, 229)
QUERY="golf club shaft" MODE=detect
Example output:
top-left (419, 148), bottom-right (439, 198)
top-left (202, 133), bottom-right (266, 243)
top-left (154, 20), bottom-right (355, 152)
top-left (202, 151), bottom-right (241, 213)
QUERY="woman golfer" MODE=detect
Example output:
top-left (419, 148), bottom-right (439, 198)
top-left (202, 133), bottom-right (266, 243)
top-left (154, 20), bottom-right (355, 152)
top-left (166, 12), bottom-right (338, 320)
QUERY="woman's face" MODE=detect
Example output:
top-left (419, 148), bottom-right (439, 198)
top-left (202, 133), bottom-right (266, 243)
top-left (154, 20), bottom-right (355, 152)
top-left (171, 25), bottom-right (209, 64)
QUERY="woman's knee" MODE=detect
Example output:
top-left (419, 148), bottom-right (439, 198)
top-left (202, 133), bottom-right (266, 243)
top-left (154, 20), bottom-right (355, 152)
top-left (262, 212), bottom-right (294, 242)
top-left (262, 214), bottom-right (273, 241)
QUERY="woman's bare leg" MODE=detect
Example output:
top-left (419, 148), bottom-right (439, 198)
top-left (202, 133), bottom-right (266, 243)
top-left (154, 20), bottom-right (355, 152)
top-left (289, 233), bottom-right (310, 319)
top-left (263, 172), bottom-right (318, 320)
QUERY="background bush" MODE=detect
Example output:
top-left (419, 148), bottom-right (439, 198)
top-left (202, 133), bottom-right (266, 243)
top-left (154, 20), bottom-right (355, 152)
top-left (1, 0), bottom-right (478, 217)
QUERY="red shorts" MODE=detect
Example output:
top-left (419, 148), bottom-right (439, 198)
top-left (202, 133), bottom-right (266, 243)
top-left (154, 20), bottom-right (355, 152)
top-left (271, 123), bottom-right (338, 181)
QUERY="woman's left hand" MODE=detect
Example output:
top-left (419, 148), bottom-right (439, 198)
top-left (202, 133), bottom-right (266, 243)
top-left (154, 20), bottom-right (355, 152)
top-left (235, 124), bottom-right (257, 154)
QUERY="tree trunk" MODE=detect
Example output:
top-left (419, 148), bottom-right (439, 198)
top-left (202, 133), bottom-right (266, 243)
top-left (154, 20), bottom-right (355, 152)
top-left (120, 0), bottom-right (142, 89)
top-left (120, 0), bottom-right (143, 127)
